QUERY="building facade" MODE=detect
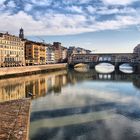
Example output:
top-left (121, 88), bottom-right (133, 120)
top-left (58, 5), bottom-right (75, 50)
top-left (25, 41), bottom-right (46, 65)
top-left (62, 47), bottom-right (67, 62)
top-left (0, 32), bottom-right (25, 67)
top-left (67, 46), bottom-right (77, 57)
top-left (53, 42), bottom-right (62, 63)
top-left (133, 44), bottom-right (140, 62)
top-left (68, 46), bottom-right (91, 57)
top-left (46, 44), bottom-right (55, 64)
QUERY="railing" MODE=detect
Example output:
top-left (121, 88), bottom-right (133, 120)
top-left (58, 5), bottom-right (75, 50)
top-left (70, 58), bottom-right (139, 64)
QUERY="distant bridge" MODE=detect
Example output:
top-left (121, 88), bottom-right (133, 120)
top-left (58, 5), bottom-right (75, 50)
top-left (68, 53), bottom-right (138, 69)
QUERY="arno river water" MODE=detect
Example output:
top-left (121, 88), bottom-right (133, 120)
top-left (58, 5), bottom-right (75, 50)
top-left (1, 64), bottom-right (140, 140)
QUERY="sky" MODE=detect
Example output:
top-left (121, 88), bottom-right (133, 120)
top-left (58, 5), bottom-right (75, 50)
top-left (1, 0), bottom-right (140, 53)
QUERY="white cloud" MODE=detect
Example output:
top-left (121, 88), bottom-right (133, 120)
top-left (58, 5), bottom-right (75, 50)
top-left (93, 16), bottom-right (140, 31)
top-left (97, 7), bottom-right (119, 15)
top-left (31, 0), bottom-right (52, 6)
top-left (0, 0), bottom-right (140, 36)
top-left (87, 6), bottom-right (96, 13)
top-left (78, 0), bottom-right (91, 4)
top-left (6, 1), bottom-right (16, 8)
top-left (0, 11), bottom-right (45, 35)
top-left (67, 6), bottom-right (83, 13)
top-left (62, 0), bottom-right (91, 5)
top-left (102, 0), bottom-right (138, 5)
top-left (24, 4), bottom-right (33, 12)
top-left (97, 7), bottom-right (136, 15)
top-left (0, 0), bottom-right (5, 5)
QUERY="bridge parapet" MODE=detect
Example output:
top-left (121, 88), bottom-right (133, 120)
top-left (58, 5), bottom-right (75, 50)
top-left (69, 53), bottom-right (136, 65)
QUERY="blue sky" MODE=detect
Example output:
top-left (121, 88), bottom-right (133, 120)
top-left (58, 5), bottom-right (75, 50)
top-left (1, 0), bottom-right (140, 53)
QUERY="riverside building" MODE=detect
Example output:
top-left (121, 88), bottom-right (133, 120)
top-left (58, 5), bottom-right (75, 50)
top-left (133, 44), bottom-right (140, 61)
top-left (25, 41), bottom-right (46, 65)
top-left (0, 32), bottom-right (25, 67)
top-left (62, 47), bottom-right (67, 62)
top-left (53, 42), bottom-right (63, 63)
top-left (46, 44), bottom-right (55, 64)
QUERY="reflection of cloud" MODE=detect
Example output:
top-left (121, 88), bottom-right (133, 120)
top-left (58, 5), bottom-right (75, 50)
top-left (30, 112), bottom-right (140, 140)
top-left (30, 76), bottom-right (140, 140)
top-left (31, 81), bottom-right (140, 114)
top-left (104, 114), bottom-right (140, 140)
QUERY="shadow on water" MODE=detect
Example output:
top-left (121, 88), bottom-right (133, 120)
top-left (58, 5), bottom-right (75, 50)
top-left (31, 101), bottom-right (140, 122)
top-left (30, 119), bottom-right (140, 140)
top-left (1, 68), bottom-right (140, 140)
top-left (29, 69), bottom-right (140, 140)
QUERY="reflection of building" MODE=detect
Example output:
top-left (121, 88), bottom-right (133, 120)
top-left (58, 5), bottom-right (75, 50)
top-left (53, 76), bottom-right (62, 93)
top-left (0, 70), bottom-right (68, 102)
top-left (25, 41), bottom-right (46, 65)
top-left (62, 75), bottom-right (67, 86)
top-left (0, 32), bottom-right (25, 67)
top-left (48, 74), bottom-right (67, 93)
top-left (25, 78), bottom-right (47, 98)
top-left (0, 82), bottom-right (25, 102)
top-left (133, 75), bottom-right (140, 89)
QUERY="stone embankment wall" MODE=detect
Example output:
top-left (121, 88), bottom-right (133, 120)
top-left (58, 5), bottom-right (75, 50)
top-left (0, 63), bottom-right (67, 76)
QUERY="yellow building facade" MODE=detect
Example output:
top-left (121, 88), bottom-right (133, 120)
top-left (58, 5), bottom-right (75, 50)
top-left (0, 32), bottom-right (25, 67)
top-left (25, 41), bottom-right (46, 65)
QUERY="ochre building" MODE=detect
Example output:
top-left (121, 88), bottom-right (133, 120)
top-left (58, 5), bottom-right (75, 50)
top-left (0, 32), bottom-right (25, 67)
top-left (25, 41), bottom-right (46, 65)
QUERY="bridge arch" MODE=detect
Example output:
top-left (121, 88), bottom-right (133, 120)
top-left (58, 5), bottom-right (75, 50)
top-left (74, 63), bottom-right (89, 68)
top-left (95, 63), bottom-right (115, 74)
top-left (119, 63), bottom-right (133, 73)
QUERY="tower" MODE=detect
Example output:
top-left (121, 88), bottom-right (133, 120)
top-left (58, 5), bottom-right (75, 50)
top-left (19, 28), bottom-right (24, 39)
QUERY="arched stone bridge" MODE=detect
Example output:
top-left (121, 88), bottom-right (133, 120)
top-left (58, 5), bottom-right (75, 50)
top-left (68, 53), bottom-right (138, 69)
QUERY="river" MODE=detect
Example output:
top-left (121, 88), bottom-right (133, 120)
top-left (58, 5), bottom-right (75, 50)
top-left (1, 65), bottom-right (140, 140)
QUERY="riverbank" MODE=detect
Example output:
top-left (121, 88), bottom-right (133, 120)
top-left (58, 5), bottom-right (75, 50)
top-left (0, 63), bottom-right (67, 78)
top-left (0, 98), bottom-right (31, 140)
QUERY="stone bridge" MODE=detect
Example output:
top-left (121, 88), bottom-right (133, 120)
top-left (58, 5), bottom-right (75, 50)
top-left (68, 53), bottom-right (138, 69)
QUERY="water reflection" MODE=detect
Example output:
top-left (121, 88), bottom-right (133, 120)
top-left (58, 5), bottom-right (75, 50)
top-left (0, 70), bottom-right (67, 102)
top-left (1, 70), bottom-right (140, 102)
top-left (29, 69), bottom-right (140, 140)
top-left (1, 69), bottom-right (140, 140)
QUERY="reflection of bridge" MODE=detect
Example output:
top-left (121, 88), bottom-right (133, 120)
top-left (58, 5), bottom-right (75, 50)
top-left (69, 53), bottom-right (138, 69)
top-left (69, 70), bottom-right (133, 82)
top-left (68, 70), bottom-right (140, 88)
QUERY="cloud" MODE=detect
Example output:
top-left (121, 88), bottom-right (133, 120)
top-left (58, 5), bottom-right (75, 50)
top-left (97, 7), bottom-right (136, 15)
top-left (24, 4), bottom-right (33, 12)
top-left (102, 0), bottom-right (139, 5)
top-left (31, 0), bottom-right (52, 6)
top-left (87, 6), bottom-right (96, 13)
top-left (0, 9), bottom-right (140, 36)
top-left (6, 1), bottom-right (16, 8)
top-left (66, 6), bottom-right (83, 13)
top-left (0, 0), bottom-right (140, 36)
top-left (0, 0), bottom-right (5, 5)
top-left (0, 11), bottom-right (45, 35)
top-left (93, 16), bottom-right (140, 31)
